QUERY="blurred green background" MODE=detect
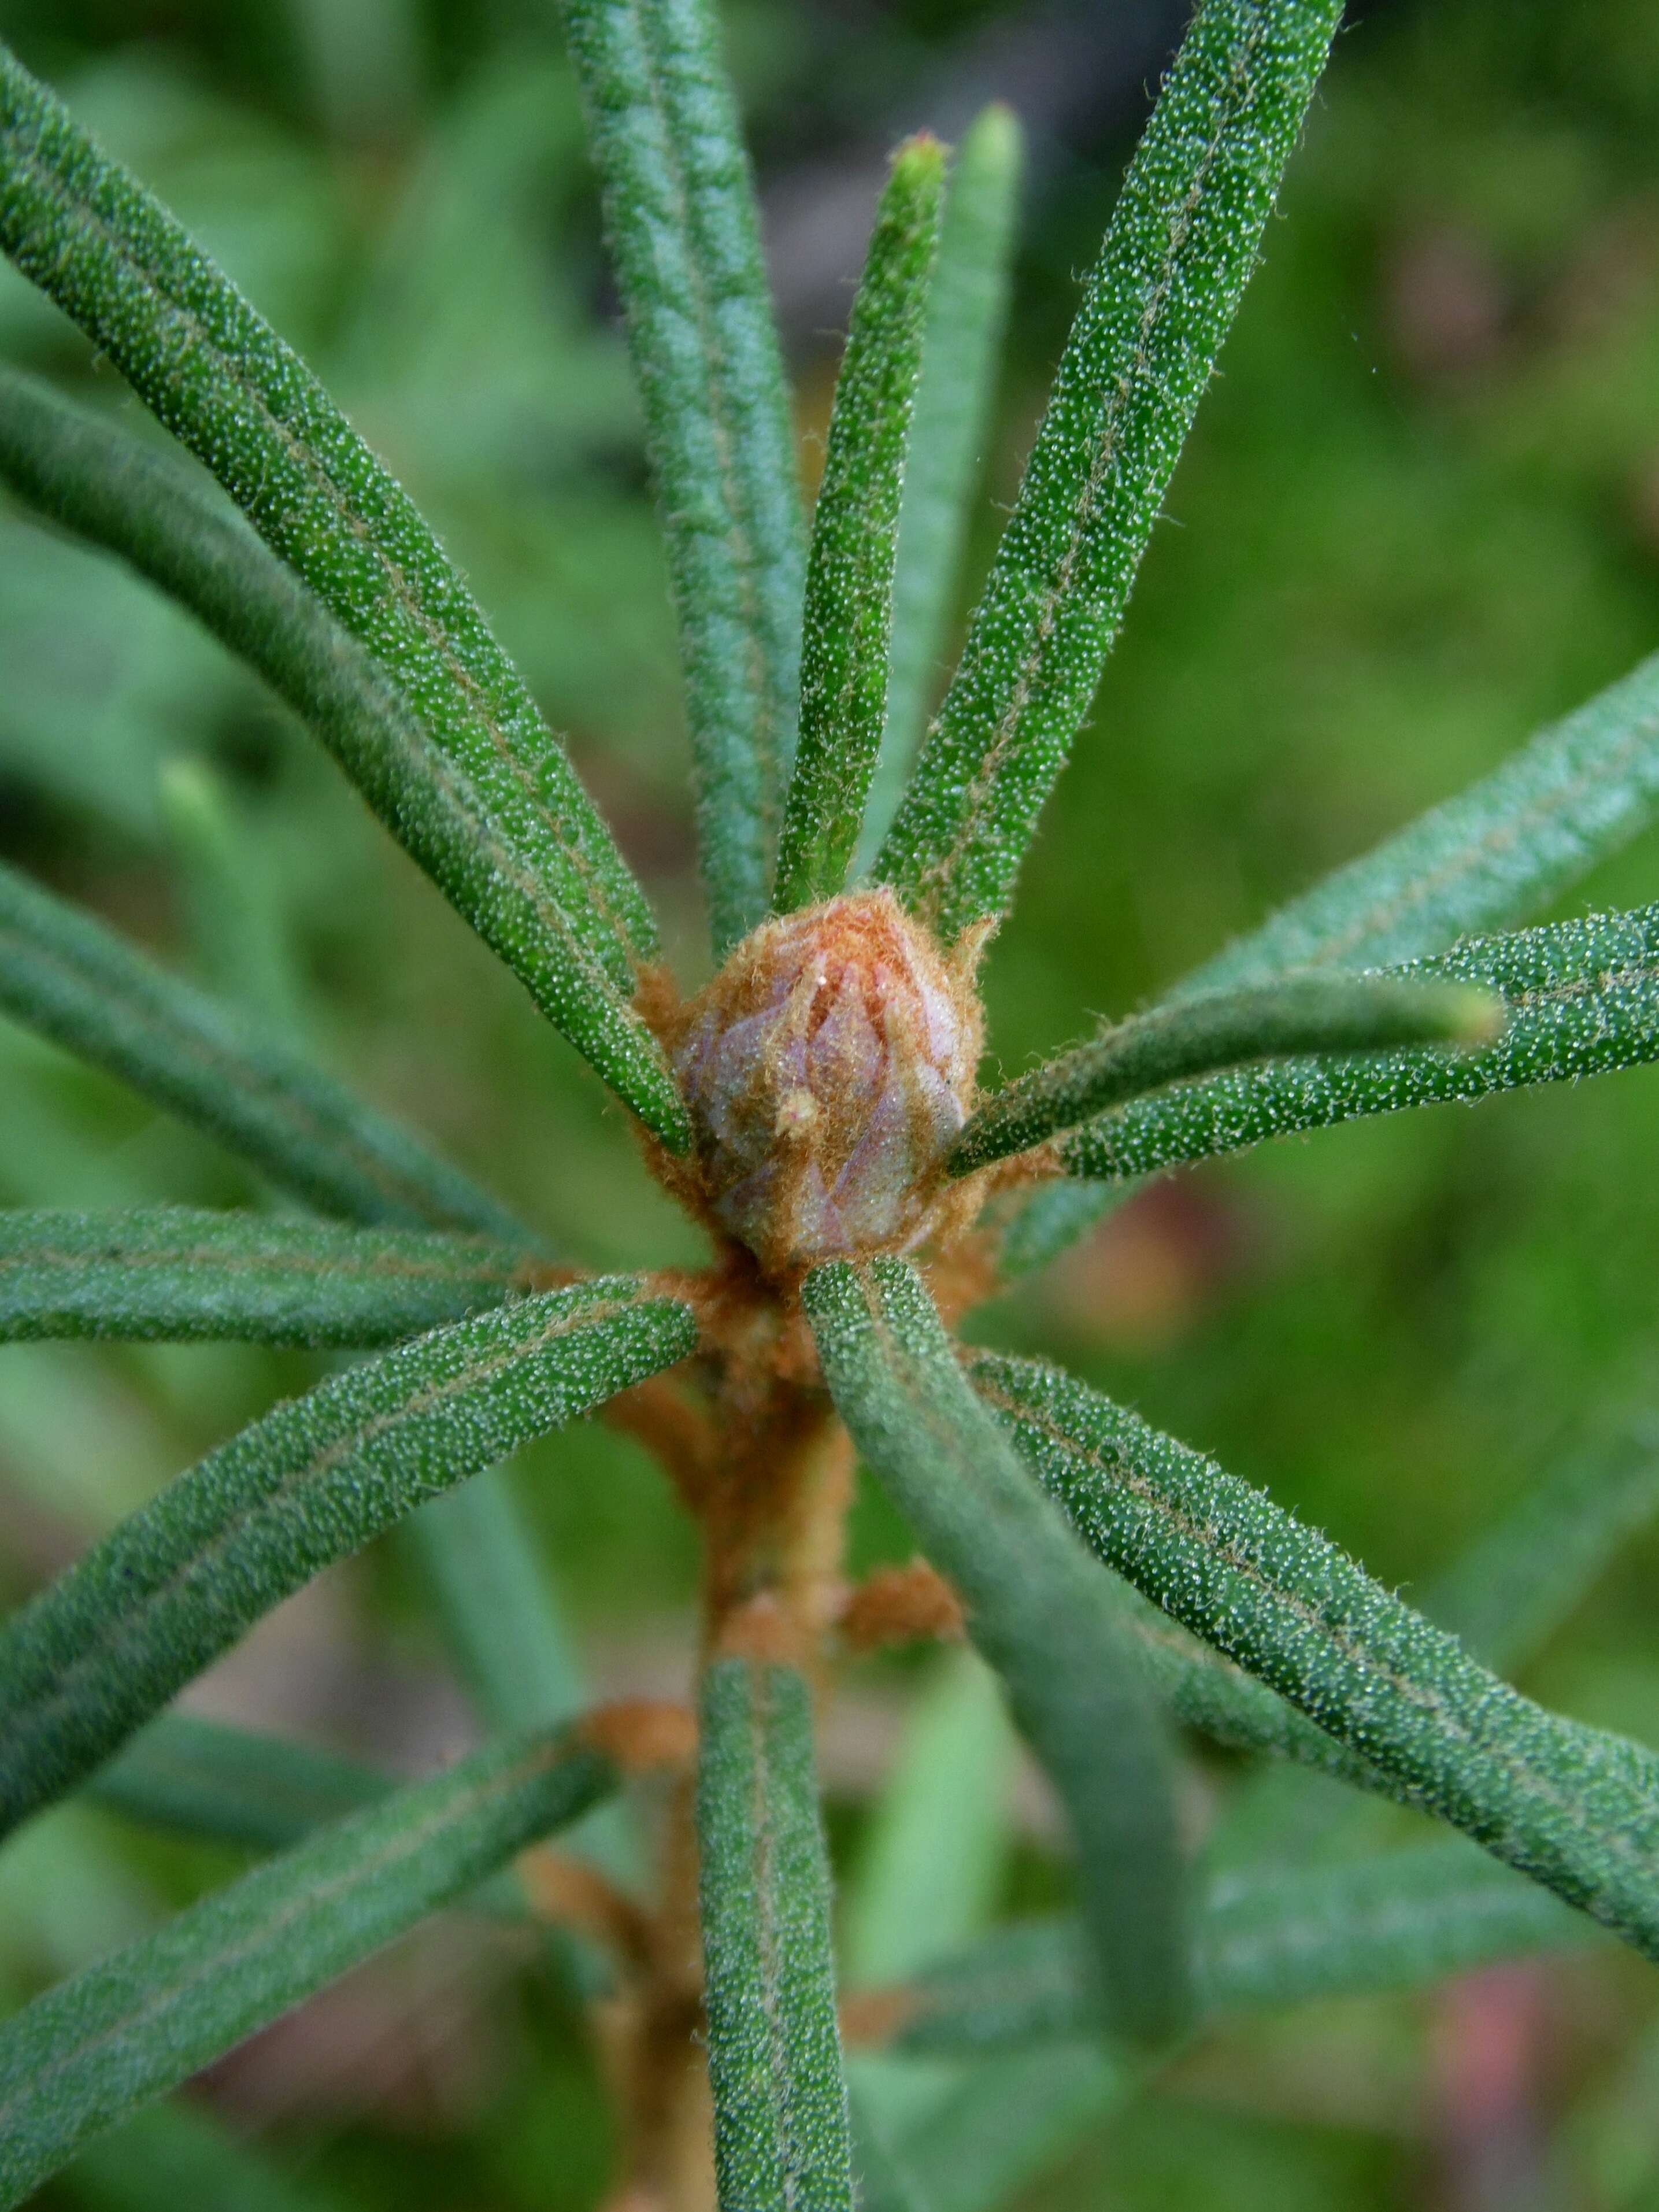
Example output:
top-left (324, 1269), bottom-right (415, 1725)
top-left (5, 0), bottom-right (1659, 2205)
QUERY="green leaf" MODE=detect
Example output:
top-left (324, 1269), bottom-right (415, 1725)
top-left (0, 1205), bottom-right (532, 1347)
top-left (1425, 1418), bottom-right (1659, 1677)
top-left (804, 1259), bottom-right (1191, 2048)
top-left (86, 1713), bottom-right (388, 1855)
top-left (1009, 647), bottom-right (1659, 1274)
top-left (0, 1718), bottom-right (614, 2207)
top-left (950, 974), bottom-right (1501, 1175)
top-left (773, 137), bottom-right (945, 915)
top-left (157, 759), bottom-right (306, 1044)
top-left (970, 1351), bottom-right (1659, 1962)
top-left (1060, 903), bottom-right (1659, 1183)
top-left (0, 861), bottom-right (535, 1243)
top-left (1184, 647), bottom-right (1659, 996)
top-left (860, 105), bottom-right (1024, 872)
top-left (555, 0), bottom-right (806, 956)
top-left (1098, 1576), bottom-right (1384, 1794)
top-left (0, 98), bottom-right (687, 1148)
top-left (875, 0), bottom-right (1345, 944)
top-left (697, 1656), bottom-right (854, 2212)
top-left (871, 1840), bottom-right (1598, 2059)
top-left (0, 1275), bottom-right (697, 1835)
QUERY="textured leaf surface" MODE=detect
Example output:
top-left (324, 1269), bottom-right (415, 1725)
top-left (1061, 904), bottom-right (1659, 1182)
top-left (773, 138), bottom-right (943, 913)
top-left (861, 105), bottom-right (1023, 868)
top-left (557, 0), bottom-right (805, 955)
top-left (0, 73), bottom-right (687, 1144)
top-left (805, 1259), bottom-right (1191, 2047)
top-left (0, 1277), bottom-right (697, 1834)
top-left (0, 1207), bottom-right (532, 1347)
top-left (875, 0), bottom-right (1344, 941)
top-left (951, 974), bottom-right (1499, 1173)
top-left (86, 1714), bottom-right (388, 1854)
top-left (971, 1352), bottom-right (1659, 1959)
top-left (0, 1722), bottom-right (613, 2207)
top-left (871, 1841), bottom-right (1598, 2058)
top-left (697, 1658), bottom-right (854, 2212)
top-left (0, 861), bottom-right (531, 1242)
top-left (1186, 647), bottom-right (1659, 994)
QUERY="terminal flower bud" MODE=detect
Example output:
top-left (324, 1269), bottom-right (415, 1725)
top-left (673, 889), bottom-right (981, 1274)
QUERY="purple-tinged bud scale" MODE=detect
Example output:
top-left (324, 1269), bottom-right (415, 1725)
top-left (672, 890), bottom-right (982, 1274)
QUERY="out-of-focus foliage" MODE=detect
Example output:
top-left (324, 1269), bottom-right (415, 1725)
top-left (5, 0), bottom-right (1659, 2206)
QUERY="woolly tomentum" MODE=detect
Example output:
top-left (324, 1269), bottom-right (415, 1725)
top-left (672, 889), bottom-right (981, 1273)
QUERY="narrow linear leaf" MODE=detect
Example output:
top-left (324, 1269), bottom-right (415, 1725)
top-left (860, 105), bottom-right (1024, 871)
top-left (0, 861), bottom-right (531, 1242)
top-left (0, 98), bottom-right (687, 1145)
top-left (556, 0), bottom-right (805, 956)
top-left (697, 1656), bottom-right (854, 2212)
top-left (84, 1710), bottom-right (524, 1920)
top-left (1008, 655), bottom-right (1659, 1264)
top-left (1102, 1571), bottom-right (1385, 1795)
top-left (157, 759), bottom-right (305, 1043)
top-left (805, 1259), bottom-right (1191, 2048)
top-left (1060, 902), bottom-right (1659, 1183)
top-left (1425, 1418), bottom-right (1659, 1677)
top-left (950, 974), bottom-right (1501, 1174)
top-left (0, 1719), bottom-right (614, 2207)
top-left (773, 137), bottom-right (945, 914)
top-left (0, 1275), bottom-right (698, 1834)
top-left (1200, 1422), bottom-right (1659, 1880)
top-left (1187, 648), bottom-right (1659, 996)
top-left (86, 1713), bottom-right (388, 1855)
top-left (0, 1206), bottom-right (535, 1347)
top-left (867, 1840), bottom-right (1598, 2060)
top-left (876, 0), bottom-right (1345, 942)
top-left (970, 1351), bottom-right (1659, 1961)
